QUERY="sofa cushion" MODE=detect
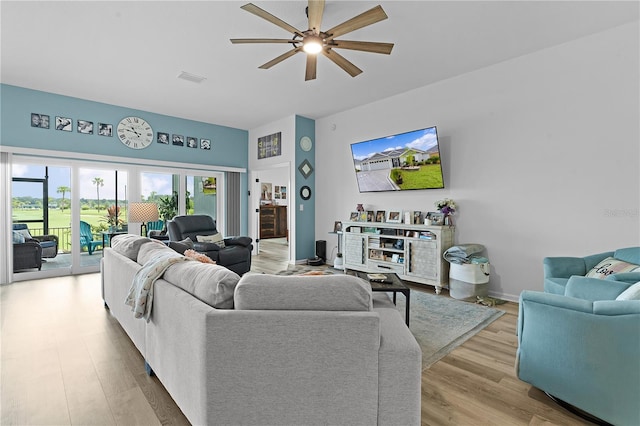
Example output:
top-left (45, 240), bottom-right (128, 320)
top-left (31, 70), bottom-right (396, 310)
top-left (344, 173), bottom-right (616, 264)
top-left (196, 232), bottom-right (225, 248)
top-left (137, 240), bottom-right (180, 265)
top-left (616, 282), bottom-right (640, 301)
top-left (234, 274), bottom-right (373, 311)
top-left (162, 261), bottom-right (240, 308)
top-left (13, 231), bottom-right (25, 244)
top-left (110, 234), bottom-right (152, 261)
top-left (585, 257), bottom-right (639, 279)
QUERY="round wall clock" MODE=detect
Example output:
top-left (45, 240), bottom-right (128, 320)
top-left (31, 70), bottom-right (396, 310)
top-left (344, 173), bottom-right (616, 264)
top-left (117, 116), bottom-right (153, 149)
top-left (300, 186), bottom-right (312, 200)
top-left (300, 136), bottom-right (313, 152)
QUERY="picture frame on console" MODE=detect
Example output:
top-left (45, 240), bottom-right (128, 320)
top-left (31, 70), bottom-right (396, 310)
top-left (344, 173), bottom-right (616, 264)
top-left (426, 212), bottom-right (444, 225)
top-left (387, 211), bottom-right (401, 223)
top-left (375, 211), bottom-right (386, 222)
top-left (350, 212), bottom-right (360, 221)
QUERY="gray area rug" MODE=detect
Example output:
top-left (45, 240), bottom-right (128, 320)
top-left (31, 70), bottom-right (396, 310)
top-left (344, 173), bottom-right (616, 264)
top-left (392, 291), bottom-right (504, 370)
top-left (274, 264), bottom-right (505, 370)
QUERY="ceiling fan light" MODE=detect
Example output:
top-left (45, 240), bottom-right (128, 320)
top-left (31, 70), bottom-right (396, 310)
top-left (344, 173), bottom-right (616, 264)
top-left (303, 35), bottom-right (323, 54)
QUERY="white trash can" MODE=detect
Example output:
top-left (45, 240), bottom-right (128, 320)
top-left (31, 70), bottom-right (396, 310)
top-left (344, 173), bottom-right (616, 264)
top-left (449, 261), bottom-right (490, 300)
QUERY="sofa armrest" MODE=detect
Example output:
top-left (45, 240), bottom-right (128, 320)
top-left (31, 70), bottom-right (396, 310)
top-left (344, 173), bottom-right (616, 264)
top-left (543, 257), bottom-right (587, 278)
top-left (224, 236), bottom-right (252, 247)
top-left (193, 242), bottom-right (222, 252)
top-left (565, 276), bottom-right (630, 301)
top-left (607, 271), bottom-right (640, 284)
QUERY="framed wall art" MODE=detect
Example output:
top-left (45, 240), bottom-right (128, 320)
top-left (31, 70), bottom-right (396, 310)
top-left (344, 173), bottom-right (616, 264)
top-left (55, 116), bottom-right (72, 131)
top-left (258, 132), bottom-right (281, 159)
top-left (172, 134), bottom-right (184, 146)
top-left (77, 120), bottom-right (93, 134)
top-left (31, 113), bottom-right (50, 129)
top-left (157, 132), bottom-right (170, 144)
top-left (98, 123), bottom-right (112, 137)
top-left (200, 139), bottom-right (211, 150)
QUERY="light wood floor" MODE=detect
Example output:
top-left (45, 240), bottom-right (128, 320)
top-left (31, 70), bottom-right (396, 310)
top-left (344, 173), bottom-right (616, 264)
top-left (1, 239), bottom-right (593, 425)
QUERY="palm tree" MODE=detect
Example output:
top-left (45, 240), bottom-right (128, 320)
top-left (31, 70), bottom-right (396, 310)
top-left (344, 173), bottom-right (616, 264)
top-left (92, 177), bottom-right (104, 211)
top-left (57, 186), bottom-right (70, 212)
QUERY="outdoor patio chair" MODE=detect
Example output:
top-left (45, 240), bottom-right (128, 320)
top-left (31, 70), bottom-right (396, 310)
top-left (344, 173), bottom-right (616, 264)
top-left (12, 223), bottom-right (58, 259)
top-left (80, 220), bottom-right (103, 255)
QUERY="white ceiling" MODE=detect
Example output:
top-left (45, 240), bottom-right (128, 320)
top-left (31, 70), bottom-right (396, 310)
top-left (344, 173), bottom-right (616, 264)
top-left (1, 1), bottom-right (638, 130)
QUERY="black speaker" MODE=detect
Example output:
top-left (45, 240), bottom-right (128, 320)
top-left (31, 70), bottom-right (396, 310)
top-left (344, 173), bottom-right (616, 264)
top-left (316, 240), bottom-right (327, 261)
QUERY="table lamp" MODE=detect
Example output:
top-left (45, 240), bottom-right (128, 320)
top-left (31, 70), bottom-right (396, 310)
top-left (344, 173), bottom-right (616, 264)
top-left (128, 202), bottom-right (159, 237)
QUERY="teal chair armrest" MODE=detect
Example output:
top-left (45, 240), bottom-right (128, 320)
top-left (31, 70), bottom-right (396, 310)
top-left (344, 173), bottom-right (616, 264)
top-left (607, 271), bottom-right (640, 284)
top-left (543, 257), bottom-right (588, 279)
top-left (565, 276), bottom-right (630, 301)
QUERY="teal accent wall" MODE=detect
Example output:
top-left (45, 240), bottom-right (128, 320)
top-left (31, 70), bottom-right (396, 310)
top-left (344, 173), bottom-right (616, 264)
top-left (294, 115), bottom-right (316, 260)
top-left (1, 84), bottom-right (249, 234)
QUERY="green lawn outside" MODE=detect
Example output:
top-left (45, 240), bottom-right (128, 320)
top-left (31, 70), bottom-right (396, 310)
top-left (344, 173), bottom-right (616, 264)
top-left (397, 165), bottom-right (444, 189)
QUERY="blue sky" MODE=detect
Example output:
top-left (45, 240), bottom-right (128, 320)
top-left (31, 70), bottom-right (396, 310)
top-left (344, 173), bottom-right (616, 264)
top-left (350, 126), bottom-right (439, 161)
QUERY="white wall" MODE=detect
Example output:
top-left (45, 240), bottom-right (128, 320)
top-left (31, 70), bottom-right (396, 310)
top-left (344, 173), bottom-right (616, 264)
top-left (249, 116), bottom-right (295, 259)
top-left (315, 22), bottom-right (640, 301)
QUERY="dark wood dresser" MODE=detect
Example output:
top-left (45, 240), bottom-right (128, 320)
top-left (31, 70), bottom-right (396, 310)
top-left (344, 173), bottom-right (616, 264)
top-left (260, 205), bottom-right (287, 239)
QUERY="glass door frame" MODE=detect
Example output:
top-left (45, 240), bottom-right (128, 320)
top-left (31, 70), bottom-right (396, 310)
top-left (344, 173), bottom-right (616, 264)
top-left (2, 151), bottom-right (232, 284)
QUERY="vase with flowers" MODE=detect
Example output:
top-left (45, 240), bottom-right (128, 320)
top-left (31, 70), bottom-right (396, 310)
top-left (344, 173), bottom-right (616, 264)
top-left (435, 198), bottom-right (456, 225)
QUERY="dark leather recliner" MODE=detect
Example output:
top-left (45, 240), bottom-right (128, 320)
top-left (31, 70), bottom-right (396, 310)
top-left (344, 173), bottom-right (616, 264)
top-left (167, 215), bottom-right (253, 275)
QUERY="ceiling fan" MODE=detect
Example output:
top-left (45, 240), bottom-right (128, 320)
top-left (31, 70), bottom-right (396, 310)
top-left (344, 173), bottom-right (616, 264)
top-left (230, 1), bottom-right (394, 81)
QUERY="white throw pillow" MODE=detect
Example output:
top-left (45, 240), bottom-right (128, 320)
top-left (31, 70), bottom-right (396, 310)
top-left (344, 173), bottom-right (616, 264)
top-left (585, 257), bottom-right (639, 279)
top-left (15, 228), bottom-right (32, 240)
top-left (13, 231), bottom-right (25, 244)
top-left (616, 282), bottom-right (640, 300)
top-left (196, 233), bottom-right (225, 248)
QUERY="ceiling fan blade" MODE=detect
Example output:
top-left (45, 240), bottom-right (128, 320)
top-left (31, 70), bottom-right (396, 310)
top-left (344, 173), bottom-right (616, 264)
top-left (325, 5), bottom-right (388, 41)
top-left (321, 49), bottom-right (362, 77)
top-left (307, 0), bottom-right (325, 34)
top-left (259, 47), bottom-right (303, 69)
top-left (241, 3), bottom-right (303, 37)
top-left (330, 40), bottom-right (394, 55)
top-left (305, 54), bottom-right (317, 81)
top-left (230, 38), bottom-right (297, 44)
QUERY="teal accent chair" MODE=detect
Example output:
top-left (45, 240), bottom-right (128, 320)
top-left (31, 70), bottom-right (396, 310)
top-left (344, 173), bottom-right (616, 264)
top-left (517, 249), bottom-right (640, 426)
top-left (543, 247), bottom-right (640, 294)
top-left (79, 221), bottom-right (103, 255)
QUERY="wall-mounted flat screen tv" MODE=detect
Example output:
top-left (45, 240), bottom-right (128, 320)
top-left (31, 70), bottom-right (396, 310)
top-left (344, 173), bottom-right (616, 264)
top-left (350, 126), bottom-right (444, 193)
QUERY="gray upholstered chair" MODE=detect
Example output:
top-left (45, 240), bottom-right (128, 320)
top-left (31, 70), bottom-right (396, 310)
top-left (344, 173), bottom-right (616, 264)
top-left (167, 215), bottom-right (253, 275)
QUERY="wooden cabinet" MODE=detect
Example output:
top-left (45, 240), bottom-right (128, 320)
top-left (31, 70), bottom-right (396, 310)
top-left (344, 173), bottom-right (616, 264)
top-left (260, 206), bottom-right (287, 239)
top-left (342, 221), bottom-right (454, 293)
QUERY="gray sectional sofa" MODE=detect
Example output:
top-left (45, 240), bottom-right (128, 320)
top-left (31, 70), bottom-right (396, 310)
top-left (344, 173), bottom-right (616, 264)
top-left (102, 234), bottom-right (422, 425)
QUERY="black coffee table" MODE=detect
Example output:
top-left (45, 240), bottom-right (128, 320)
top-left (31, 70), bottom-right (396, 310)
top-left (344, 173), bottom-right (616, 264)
top-left (351, 271), bottom-right (411, 326)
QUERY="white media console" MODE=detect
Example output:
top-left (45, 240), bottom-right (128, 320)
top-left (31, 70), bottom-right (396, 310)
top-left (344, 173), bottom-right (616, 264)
top-left (341, 221), bottom-right (455, 293)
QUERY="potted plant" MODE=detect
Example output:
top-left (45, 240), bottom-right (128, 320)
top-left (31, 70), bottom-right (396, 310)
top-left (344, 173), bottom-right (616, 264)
top-left (103, 204), bottom-right (124, 231)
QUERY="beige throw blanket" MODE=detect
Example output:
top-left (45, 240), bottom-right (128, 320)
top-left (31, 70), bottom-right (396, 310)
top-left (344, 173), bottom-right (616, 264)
top-left (125, 253), bottom-right (188, 322)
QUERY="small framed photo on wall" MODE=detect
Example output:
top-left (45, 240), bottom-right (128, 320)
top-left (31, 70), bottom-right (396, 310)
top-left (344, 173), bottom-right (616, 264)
top-left (172, 134), bottom-right (184, 146)
top-left (77, 120), bottom-right (93, 134)
top-left (200, 139), bottom-right (211, 150)
top-left (98, 123), bottom-right (112, 137)
top-left (157, 132), bottom-right (170, 144)
top-left (55, 116), bottom-right (72, 131)
top-left (31, 113), bottom-right (50, 129)
top-left (186, 136), bottom-right (198, 148)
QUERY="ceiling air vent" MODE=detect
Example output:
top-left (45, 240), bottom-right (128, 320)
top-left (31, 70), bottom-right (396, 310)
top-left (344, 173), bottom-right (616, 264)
top-left (177, 71), bottom-right (207, 83)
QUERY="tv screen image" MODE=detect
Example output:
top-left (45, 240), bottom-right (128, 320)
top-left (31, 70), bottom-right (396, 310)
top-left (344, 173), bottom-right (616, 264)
top-left (350, 126), bottom-right (444, 193)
